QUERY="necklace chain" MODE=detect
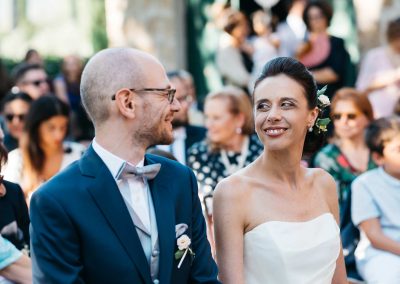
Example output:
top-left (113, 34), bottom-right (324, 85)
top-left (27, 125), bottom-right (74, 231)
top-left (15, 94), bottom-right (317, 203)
top-left (220, 136), bottom-right (250, 175)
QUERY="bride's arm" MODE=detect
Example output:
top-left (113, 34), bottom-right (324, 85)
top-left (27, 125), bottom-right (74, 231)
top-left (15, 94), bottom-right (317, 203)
top-left (213, 178), bottom-right (246, 284)
top-left (321, 171), bottom-right (348, 284)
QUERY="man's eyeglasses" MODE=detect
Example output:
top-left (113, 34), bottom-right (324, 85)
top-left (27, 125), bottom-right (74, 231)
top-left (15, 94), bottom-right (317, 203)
top-left (332, 113), bottom-right (358, 121)
top-left (23, 79), bottom-right (48, 87)
top-left (5, 113), bottom-right (26, 122)
top-left (111, 88), bottom-right (176, 104)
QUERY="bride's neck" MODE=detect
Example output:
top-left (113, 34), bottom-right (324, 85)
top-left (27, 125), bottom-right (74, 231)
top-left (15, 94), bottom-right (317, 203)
top-left (260, 148), bottom-right (304, 184)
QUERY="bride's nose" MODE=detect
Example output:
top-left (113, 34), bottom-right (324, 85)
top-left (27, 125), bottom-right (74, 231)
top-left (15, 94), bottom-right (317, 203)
top-left (266, 105), bottom-right (282, 122)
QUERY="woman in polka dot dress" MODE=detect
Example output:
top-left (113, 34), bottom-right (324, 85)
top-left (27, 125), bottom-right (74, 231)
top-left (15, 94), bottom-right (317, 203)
top-left (187, 87), bottom-right (263, 253)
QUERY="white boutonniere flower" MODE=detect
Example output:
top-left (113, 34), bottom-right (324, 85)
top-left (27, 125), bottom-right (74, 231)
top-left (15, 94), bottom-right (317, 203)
top-left (175, 234), bottom-right (195, 268)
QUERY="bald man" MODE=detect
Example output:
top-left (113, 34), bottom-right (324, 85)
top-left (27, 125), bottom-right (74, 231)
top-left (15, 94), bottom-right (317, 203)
top-left (29, 48), bottom-right (219, 284)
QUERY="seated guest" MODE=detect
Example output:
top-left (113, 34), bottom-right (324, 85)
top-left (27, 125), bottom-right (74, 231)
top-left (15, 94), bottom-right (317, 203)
top-left (0, 127), bottom-right (29, 251)
top-left (187, 86), bottom-right (263, 252)
top-left (312, 88), bottom-right (376, 282)
top-left (0, 92), bottom-right (32, 151)
top-left (156, 71), bottom-right (206, 164)
top-left (12, 63), bottom-right (50, 100)
top-left (356, 17), bottom-right (400, 118)
top-left (352, 116), bottom-right (400, 283)
top-left (2, 96), bottom-right (85, 200)
top-left (0, 236), bottom-right (32, 284)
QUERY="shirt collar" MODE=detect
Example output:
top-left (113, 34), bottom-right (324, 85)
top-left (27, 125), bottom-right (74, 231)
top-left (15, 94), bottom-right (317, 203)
top-left (92, 138), bottom-right (144, 180)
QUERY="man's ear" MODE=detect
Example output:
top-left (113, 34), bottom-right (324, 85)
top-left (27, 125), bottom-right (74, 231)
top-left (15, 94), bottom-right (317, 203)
top-left (371, 151), bottom-right (384, 166)
top-left (115, 89), bottom-right (136, 119)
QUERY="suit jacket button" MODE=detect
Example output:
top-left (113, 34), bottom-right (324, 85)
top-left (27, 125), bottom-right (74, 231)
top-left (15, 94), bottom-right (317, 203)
top-left (152, 250), bottom-right (159, 257)
top-left (153, 279), bottom-right (159, 284)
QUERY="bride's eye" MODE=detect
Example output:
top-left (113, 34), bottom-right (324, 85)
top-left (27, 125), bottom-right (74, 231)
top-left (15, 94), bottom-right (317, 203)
top-left (257, 102), bottom-right (271, 111)
top-left (281, 101), bottom-right (295, 109)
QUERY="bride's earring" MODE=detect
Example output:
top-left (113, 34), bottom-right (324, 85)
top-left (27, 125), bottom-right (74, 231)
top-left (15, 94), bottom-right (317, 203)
top-left (308, 125), bottom-right (313, 132)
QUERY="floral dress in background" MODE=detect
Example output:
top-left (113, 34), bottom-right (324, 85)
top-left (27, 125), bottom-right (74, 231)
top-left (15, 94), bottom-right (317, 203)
top-left (312, 143), bottom-right (376, 281)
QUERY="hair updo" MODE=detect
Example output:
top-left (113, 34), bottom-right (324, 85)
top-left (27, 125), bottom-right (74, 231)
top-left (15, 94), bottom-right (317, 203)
top-left (253, 57), bottom-right (326, 154)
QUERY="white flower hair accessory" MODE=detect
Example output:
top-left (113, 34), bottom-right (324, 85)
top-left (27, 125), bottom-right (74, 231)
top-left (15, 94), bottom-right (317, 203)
top-left (175, 234), bottom-right (195, 269)
top-left (312, 85), bottom-right (331, 134)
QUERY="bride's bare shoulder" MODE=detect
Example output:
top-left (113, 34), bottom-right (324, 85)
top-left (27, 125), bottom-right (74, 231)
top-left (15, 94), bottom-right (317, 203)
top-left (308, 167), bottom-right (339, 208)
top-left (213, 173), bottom-right (253, 203)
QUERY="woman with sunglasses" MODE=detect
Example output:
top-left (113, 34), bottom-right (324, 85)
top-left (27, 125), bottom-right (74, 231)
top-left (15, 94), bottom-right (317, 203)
top-left (312, 88), bottom-right (377, 283)
top-left (1, 95), bottom-right (85, 202)
top-left (0, 92), bottom-right (32, 152)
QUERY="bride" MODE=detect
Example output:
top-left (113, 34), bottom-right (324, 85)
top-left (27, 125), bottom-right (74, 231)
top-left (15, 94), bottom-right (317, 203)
top-left (213, 57), bottom-right (347, 283)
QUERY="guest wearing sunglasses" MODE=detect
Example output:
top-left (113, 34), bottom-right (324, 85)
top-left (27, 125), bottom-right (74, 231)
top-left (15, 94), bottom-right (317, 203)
top-left (0, 92), bottom-right (32, 151)
top-left (2, 96), bottom-right (85, 201)
top-left (312, 88), bottom-right (377, 283)
top-left (12, 63), bottom-right (50, 100)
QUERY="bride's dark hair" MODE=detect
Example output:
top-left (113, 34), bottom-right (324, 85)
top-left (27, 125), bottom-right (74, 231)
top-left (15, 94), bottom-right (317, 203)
top-left (252, 57), bottom-right (326, 154)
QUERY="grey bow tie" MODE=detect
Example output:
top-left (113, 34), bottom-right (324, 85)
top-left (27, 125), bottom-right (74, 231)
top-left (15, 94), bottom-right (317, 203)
top-left (116, 163), bottom-right (161, 180)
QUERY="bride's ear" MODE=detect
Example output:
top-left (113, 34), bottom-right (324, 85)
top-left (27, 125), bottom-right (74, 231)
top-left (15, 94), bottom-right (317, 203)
top-left (309, 107), bottom-right (319, 126)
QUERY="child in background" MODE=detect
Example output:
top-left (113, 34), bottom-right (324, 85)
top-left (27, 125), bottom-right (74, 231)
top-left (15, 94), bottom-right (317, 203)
top-left (248, 10), bottom-right (279, 92)
top-left (351, 116), bottom-right (400, 283)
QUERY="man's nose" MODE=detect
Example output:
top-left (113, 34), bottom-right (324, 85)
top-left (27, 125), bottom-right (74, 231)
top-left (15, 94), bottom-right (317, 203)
top-left (171, 97), bottom-right (181, 112)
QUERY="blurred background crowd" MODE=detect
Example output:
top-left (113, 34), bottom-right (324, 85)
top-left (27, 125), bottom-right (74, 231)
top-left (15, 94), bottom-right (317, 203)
top-left (0, 0), bottom-right (400, 283)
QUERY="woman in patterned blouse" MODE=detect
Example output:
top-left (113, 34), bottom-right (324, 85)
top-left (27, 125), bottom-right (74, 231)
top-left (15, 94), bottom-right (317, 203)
top-left (312, 88), bottom-right (376, 283)
top-left (187, 87), bottom-right (263, 253)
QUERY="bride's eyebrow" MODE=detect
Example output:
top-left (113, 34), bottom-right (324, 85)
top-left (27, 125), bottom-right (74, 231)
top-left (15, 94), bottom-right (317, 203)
top-left (255, 98), bottom-right (270, 105)
top-left (280, 97), bottom-right (299, 104)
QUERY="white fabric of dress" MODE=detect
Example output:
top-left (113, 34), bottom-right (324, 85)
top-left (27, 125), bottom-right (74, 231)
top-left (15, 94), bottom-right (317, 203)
top-left (243, 213), bottom-right (340, 284)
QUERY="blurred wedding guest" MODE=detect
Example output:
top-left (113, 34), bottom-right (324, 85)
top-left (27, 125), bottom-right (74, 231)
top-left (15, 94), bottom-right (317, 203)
top-left (23, 49), bottom-right (43, 67)
top-left (188, 86), bottom-right (262, 196)
top-left (187, 87), bottom-right (263, 252)
top-left (216, 9), bottom-right (253, 91)
top-left (0, 58), bottom-right (12, 100)
top-left (297, 0), bottom-right (351, 99)
top-left (2, 96), bottom-right (85, 200)
top-left (54, 55), bottom-right (94, 141)
top-left (356, 17), bottom-right (400, 118)
top-left (12, 63), bottom-right (50, 100)
top-left (0, 236), bottom-right (32, 284)
top-left (0, 126), bottom-right (29, 252)
top-left (352, 116), bottom-right (400, 283)
top-left (272, 0), bottom-right (303, 57)
top-left (249, 10), bottom-right (279, 92)
top-left (395, 98), bottom-right (400, 115)
top-left (179, 70), bottom-right (204, 126)
top-left (156, 71), bottom-right (206, 164)
top-left (0, 92), bottom-right (32, 151)
top-left (312, 88), bottom-right (376, 283)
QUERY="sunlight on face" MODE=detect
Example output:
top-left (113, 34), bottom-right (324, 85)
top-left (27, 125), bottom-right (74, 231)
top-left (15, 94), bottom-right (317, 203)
top-left (205, 97), bottom-right (239, 145)
top-left (332, 100), bottom-right (369, 140)
top-left (380, 135), bottom-right (400, 178)
top-left (253, 74), bottom-right (317, 151)
top-left (39, 115), bottom-right (69, 150)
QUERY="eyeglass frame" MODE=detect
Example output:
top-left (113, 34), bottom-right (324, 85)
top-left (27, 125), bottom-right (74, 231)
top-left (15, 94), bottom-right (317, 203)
top-left (111, 88), bottom-right (177, 104)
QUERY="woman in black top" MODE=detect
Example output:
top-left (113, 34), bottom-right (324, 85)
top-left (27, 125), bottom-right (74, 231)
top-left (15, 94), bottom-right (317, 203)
top-left (0, 127), bottom-right (29, 250)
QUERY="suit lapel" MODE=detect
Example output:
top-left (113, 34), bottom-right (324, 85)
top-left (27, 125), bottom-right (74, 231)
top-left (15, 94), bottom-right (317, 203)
top-left (146, 155), bottom-right (175, 284)
top-left (81, 146), bottom-right (152, 283)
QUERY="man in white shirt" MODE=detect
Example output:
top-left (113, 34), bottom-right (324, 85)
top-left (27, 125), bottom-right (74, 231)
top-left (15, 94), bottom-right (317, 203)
top-left (29, 48), bottom-right (219, 284)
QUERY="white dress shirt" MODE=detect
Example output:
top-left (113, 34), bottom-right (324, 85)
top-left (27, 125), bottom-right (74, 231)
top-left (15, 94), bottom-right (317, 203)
top-left (92, 139), bottom-right (151, 232)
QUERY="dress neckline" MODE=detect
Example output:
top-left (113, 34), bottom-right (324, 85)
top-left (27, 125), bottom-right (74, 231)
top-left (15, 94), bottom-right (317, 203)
top-left (245, 212), bottom-right (334, 236)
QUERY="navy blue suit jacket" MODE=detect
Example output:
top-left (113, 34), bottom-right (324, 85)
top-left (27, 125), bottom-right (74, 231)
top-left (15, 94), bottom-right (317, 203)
top-left (30, 146), bottom-right (219, 284)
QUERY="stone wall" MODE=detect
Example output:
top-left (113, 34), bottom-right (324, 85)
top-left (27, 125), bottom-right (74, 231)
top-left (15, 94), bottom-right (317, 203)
top-left (105, 0), bottom-right (186, 71)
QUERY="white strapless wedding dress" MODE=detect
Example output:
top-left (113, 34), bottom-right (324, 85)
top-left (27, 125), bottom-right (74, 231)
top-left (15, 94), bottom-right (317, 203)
top-left (243, 213), bottom-right (340, 284)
